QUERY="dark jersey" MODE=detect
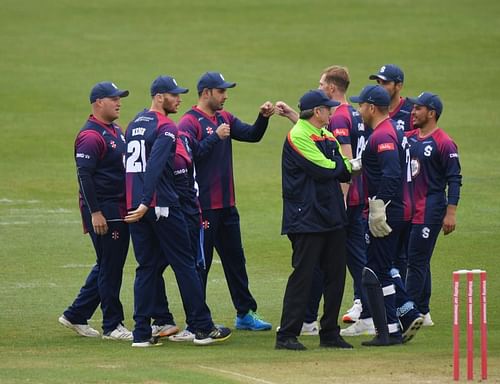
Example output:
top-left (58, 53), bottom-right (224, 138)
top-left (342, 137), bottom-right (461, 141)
top-left (362, 118), bottom-right (412, 222)
top-left (329, 103), bottom-right (372, 207)
top-left (406, 128), bottom-right (462, 224)
top-left (75, 115), bottom-right (127, 228)
top-left (390, 97), bottom-right (414, 132)
top-left (178, 106), bottom-right (269, 210)
top-left (174, 134), bottom-right (200, 217)
top-left (125, 109), bottom-right (179, 210)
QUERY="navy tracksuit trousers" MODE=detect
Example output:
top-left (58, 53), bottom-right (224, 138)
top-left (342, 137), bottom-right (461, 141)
top-left (129, 208), bottom-right (213, 342)
top-left (365, 220), bottom-right (413, 334)
top-left (201, 206), bottom-right (257, 317)
top-left (63, 209), bottom-right (129, 334)
top-left (405, 223), bottom-right (441, 314)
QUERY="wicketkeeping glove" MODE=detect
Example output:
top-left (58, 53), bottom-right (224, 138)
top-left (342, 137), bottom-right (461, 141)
top-left (368, 198), bottom-right (392, 237)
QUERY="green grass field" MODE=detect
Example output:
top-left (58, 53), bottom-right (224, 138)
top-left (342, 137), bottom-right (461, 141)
top-left (1, 0), bottom-right (499, 382)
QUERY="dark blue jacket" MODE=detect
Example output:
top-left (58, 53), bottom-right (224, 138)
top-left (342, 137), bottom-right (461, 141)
top-left (281, 119), bottom-right (351, 234)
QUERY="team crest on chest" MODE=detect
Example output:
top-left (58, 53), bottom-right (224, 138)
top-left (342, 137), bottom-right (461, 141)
top-left (395, 120), bottom-right (405, 131)
top-left (109, 140), bottom-right (117, 149)
top-left (411, 158), bottom-right (420, 178)
top-left (206, 127), bottom-right (213, 135)
top-left (112, 230), bottom-right (120, 240)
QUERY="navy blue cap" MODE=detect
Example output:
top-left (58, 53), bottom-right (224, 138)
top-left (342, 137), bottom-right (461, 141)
top-left (369, 64), bottom-right (404, 83)
top-left (298, 89), bottom-right (340, 111)
top-left (350, 85), bottom-right (391, 107)
top-left (90, 82), bottom-right (129, 104)
top-left (408, 92), bottom-right (443, 117)
top-left (150, 75), bottom-right (188, 96)
top-left (197, 72), bottom-right (236, 93)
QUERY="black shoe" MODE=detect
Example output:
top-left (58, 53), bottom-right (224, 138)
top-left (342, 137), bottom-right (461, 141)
top-left (320, 335), bottom-right (354, 349)
top-left (193, 326), bottom-right (231, 345)
top-left (401, 311), bottom-right (424, 344)
top-left (361, 334), bottom-right (402, 347)
top-left (275, 337), bottom-right (306, 351)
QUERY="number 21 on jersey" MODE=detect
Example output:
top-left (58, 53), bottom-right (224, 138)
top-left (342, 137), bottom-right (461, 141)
top-left (126, 140), bottom-right (147, 173)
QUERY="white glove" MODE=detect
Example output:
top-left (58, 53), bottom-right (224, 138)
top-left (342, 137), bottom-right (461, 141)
top-left (349, 157), bottom-right (362, 171)
top-left (368, 198), bottom-right (392, 237)
top-left (155, 207), bottom-right (169, 221)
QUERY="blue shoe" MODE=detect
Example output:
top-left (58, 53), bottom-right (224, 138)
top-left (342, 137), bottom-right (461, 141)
top-left (235, 310), bottom-right (272, 331)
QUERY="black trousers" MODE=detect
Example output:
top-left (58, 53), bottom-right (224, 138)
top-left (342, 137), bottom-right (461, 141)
top-left (277, 229), bottom-right (347, 341)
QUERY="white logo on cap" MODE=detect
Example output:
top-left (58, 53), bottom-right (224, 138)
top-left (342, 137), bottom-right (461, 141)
top-left (418, 92), bottom-right (425, 98)
top-left (380, 66), bottom-right (386, 73)
top-left (220, 74), bottom-right (225, 81)
top-left (111, 83), bottom-right (118, 89)
top-left (173, 79), bottom-right (178, 86)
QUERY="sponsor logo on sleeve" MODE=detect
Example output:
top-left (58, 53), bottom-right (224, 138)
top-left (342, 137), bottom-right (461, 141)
top-left (173, 168), bottom-right (188, 176)
top-left (164, 131), bottom-right (176, 141)
top-left (377, 142), bottom-right (395, 152)
top-left (333, 128), bottom-right (349, 137)
top-left (449, 153), bottom-right (459, 158)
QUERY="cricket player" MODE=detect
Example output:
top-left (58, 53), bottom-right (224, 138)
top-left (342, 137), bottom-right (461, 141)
top-left (124, 75), bottom-right (231, 347)
top-left (369, 64), bottom-right (414, 132)
top-left (178, 72), bottom-right (274, 331)
top-left (59, 81), bottom-right (132, 341)
top-left (320, 66), bottom-right (371, 324)
top-left (165, 124), bottom-right (230, 342)
top-left (405, 93), bottom-right (462, 326)
top-left (350, 85), bottom-right (422, 346)
top-left (369, 64), bottom-right (415, 287)
top-left (276, 90), bottom-right (353, 351)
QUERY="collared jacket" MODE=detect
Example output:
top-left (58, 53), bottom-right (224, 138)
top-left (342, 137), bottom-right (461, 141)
top-left (281, 118), bottom-right (352, 234)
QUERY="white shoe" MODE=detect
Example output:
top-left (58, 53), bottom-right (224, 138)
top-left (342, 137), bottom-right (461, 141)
top-left (168, 329), bottom-right (195, 342)
top-left (58, 315), bottom-right (100, 337)
top-left (131, 337), bottom-right (163, 347)
top-left (102, 324), bottom-right (133, 340)
top-left (300, 321), bottom-right (319, 336)
top-left (152, 324), bottom-right (180, 338)
top-left (342, 299), bottom-right (362, 323)
top-left (340, 318), bottom-right (376, 336)
top-left (422, 312), bottom-right (434, 327)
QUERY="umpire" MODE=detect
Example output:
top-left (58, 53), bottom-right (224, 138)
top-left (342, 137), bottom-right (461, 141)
top-left (276, 90), bottom-right (353, 350)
